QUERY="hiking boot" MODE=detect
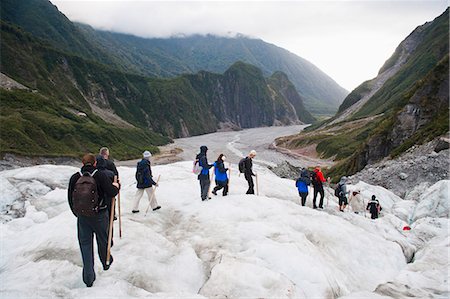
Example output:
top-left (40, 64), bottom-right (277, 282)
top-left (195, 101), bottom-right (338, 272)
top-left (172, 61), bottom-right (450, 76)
top-left (132, 210), bottom-right (139, 213)
top-left (104, 256), bottom-right (113, 271)
top-left (153, 206), bottom-right (161, 211)
top-left (86, 274), bottom-right (96, 287)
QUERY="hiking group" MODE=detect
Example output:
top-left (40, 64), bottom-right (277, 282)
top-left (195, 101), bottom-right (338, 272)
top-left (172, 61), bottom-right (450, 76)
top-left (68, 146), bottom-right (381, 288)
top-left (296, 167), bottom-right (382, 216)
top-left (193, 146), bottom-right (258, 200)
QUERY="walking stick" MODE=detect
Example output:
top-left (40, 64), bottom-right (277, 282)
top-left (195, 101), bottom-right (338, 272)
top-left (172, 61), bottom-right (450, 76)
top-left (118, 190), bottom-right (122, 238)
top-left (228, 162), bottom-right (231, 191)
top-left (113, 176), bottom-right (122, 238)
top-left (208, 170), bottom-right (215, 198)
top-left (106, 196), bottom-right (115, 266)
top-left (255, 173), bottom-right (259, 196)
top-left (145, 175), bottom-right (161, 216)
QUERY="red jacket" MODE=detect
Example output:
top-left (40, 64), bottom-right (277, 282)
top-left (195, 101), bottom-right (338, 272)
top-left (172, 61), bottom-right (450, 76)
top-left (314, 169), bottom-right (326, 183)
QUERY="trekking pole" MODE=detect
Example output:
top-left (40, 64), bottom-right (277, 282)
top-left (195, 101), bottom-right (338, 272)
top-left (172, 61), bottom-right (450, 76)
top-left (208, 170), bottom-right (215, 198)
top-left (145, 175), bottom-right (161, 216)
top-left (228, 162), bottom-right (231, 191)
top-left (118, 190), bottom-right (122, 238)
top-left (106, 196), bottom-right (116, 266)
top-left (114, 177), bottom-right (122, 238)
top-left (256, 173), bottom-right (259, 196)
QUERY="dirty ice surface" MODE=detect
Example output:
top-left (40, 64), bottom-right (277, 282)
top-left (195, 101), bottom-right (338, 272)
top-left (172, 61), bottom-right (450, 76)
top-left (0, 162), bottom-right (448, 298)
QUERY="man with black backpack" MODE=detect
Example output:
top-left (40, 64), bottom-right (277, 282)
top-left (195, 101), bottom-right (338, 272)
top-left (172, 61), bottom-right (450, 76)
top-left (239, 150), bottom-right (257, 195)
top-left (311, 166), bottom-right (327, 209)
top-left (132, 150), bottom-right (160, 213)
top-left (335, 176), bottom-right (349, 212)
top-left (68, 153), bottom-right (119, 288)
top-left (99, 147), bottom-right (119, 180)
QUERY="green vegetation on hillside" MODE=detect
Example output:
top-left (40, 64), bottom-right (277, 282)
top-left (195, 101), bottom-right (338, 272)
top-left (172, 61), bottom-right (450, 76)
top-left (0, 90), bottom-right (170, 159)
top-left (1, 0), bottom-right (347, 115)
top-left (353, 10), bottom-right (449, 119)
top-left (277, 9), bottom-right (449, 181)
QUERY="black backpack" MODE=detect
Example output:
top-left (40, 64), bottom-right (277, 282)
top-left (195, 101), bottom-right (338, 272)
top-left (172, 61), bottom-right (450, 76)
top-left (238, 158), bottom-right (246, 173)
top-left (334, 184), bottom-right (342, 198)
top-left (310, 171), bottom-right (317, 182)
top-left (136, 165), bottom-right (144, 185)
top-left (72, 170), bottom-right (100, 217)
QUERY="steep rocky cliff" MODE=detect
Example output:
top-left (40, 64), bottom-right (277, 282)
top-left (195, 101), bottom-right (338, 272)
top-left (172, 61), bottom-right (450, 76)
top-left (275, 9), bottom-right (449, 180)
top-left (0, 21), bottom-right (312, 157)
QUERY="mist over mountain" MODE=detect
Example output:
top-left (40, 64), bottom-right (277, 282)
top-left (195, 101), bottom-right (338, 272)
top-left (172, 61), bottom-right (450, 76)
top-left (1, 0), bottom-right (348, 116)
top-left (0, 20), bottom-right (313, 158)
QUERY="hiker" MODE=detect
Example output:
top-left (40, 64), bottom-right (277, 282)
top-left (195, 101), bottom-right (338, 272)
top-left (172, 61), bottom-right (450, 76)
top-left (311, 166), bottom-right (327, 209)
top-left (212, 154), bottom-right (229, 196)
top-left (68, 153), bottom-right (120, 287)
top-left (240, 150), bottom-right (257, 194)
top-left (100, 147), bottom-right (119, 220)
top-left (99, 147), bottom-right (119, 180)
top-left (348, 189), bottom-right (364, 214)
top-left (196, 146), bottom-right (214, 201)
top-left (296, 168), bottom-right (311, 206)
top-left (336, 176), bottom-right (349, 212)
top-left (132, 151), bottom-right (161, 213)
top-left (366, 195), bottom-right (382, 219)
top-left (96, 155), bottom-right (115, 213)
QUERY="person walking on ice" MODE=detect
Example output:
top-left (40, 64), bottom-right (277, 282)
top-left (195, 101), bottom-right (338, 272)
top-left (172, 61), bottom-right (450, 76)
top-left (239, 150), bottom-right (257, 194)
top-left (212, 154), bottom-right (229, 196)
top-left (311, 166), bottom-right (327, 209)
top-left (132, 151), bottom-right (161, 213)
top-left (196, 146), bottom-right (214, 201)
top-left (296, 168), bottom-right (311, 206)
top-left (68, 153), bottom-right (120, 287)
top-left (336, 176), bottom-right (349, 212)
top-left (366, 195), bottom-right (382, 219)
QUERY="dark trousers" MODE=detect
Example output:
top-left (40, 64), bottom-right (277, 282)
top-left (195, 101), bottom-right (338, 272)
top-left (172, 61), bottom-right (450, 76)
top-left (77, 211), bottom-right (109, 286)
top-left (313, 187), bottom-right (324, 208)
top-left (213, 179), bottom-right (229, 195)
top-left (299, 192), bottom-right (308, 206)
top-left (245, 173), bottom-right (254, 194)
top-left (199, 178), bottom-right (210, 200)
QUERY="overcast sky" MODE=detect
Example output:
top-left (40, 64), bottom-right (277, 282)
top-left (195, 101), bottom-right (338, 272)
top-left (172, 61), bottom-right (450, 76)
top-left (50, 0), bottom-right (447, 91)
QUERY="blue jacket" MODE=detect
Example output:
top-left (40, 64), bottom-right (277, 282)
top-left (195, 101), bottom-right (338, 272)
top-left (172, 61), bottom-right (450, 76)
top-left (296, 170), bottom-right (311, 193)
top-left (214, 161), bottom-right (228, 182)
top-left (136, 159), bottom-right (156, 189)
top-left (296, 179), bottom-right (309, 193)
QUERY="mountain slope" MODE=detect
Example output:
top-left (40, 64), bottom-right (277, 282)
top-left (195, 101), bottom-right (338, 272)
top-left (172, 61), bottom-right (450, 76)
top-left (0, 21), bottom-right (312, 158)
top-left (76, 26), bottom-right (348, 115)
top-left (1, 0), bottom-right (347, 115)
top-left (275, 9), bottom-right (449, 180)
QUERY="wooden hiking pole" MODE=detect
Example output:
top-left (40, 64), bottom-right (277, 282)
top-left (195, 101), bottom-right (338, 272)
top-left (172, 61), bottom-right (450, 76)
top-left (208, 169), bottom-right (215, 198)
top-left (118, 190), bottom-right (122, 238)
top-left (255, 173), bottom-right (259, 196)
top-left (113, 176), bottom-right (122, 238)
top-left (145, 175), bottom-right (161, 216)
top-left (228, 162), bottom-right (231, 191)
top-left (106, 196), bottom-right (115, 266)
